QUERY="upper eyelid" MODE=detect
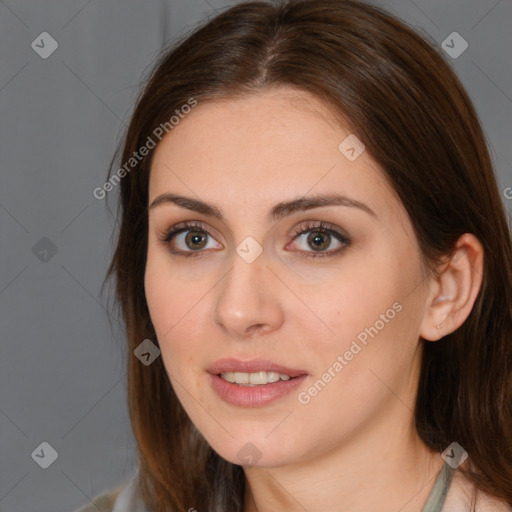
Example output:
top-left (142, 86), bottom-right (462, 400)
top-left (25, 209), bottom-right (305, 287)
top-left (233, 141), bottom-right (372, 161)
top-left (290, 220), bottom-right (349, 239)
top-left (162, 220), bottom-right (349, 247)
top-left (162, 219), bottom-right (344, 235)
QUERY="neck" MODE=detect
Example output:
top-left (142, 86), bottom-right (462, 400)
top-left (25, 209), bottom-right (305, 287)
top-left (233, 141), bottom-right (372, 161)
top-left (242, 410), bottom-right (444, 512)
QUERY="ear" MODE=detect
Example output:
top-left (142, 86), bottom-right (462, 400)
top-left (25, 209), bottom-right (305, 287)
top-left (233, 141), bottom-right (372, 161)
top-left (420, 233), bottom-right (484, 342)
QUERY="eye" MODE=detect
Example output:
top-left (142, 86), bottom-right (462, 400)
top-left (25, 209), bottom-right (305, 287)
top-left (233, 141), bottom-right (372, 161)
top-left (158, 220), bottom-right (351, 259)
top-left (287, 221), bottom-right (351, 259)
top-left (158, 221), bottom-right (222, 257)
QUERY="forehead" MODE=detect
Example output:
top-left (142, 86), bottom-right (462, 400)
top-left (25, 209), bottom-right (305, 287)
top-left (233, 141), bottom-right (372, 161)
top-left (152, 87), bottom-right (347, 166)
top-left (148, 87), bottom-right (402, 225)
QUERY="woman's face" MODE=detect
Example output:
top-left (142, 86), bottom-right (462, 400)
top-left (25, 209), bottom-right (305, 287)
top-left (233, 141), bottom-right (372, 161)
top-left (145, 87), bottom-right (432, 468)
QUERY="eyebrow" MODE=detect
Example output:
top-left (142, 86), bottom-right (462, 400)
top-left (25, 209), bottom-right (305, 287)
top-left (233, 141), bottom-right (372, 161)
top-left (148, 192), bottom-right (377, 221)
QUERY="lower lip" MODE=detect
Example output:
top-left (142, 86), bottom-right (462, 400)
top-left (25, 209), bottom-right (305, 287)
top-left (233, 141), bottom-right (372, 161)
top-left (209, 373), bottom-right (308, 407)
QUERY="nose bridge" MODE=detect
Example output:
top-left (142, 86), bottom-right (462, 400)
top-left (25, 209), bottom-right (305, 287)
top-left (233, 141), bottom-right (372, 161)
top-left (212, 245), bottom-right (283, 335)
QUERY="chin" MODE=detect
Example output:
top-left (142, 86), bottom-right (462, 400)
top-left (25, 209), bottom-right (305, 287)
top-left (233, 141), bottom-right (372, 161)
top-left (205, 432), bottom-right (302, 469)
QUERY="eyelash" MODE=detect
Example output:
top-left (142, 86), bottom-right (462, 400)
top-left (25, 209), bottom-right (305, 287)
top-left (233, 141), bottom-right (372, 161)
top-left (158, 220), bottom-right (351, 259)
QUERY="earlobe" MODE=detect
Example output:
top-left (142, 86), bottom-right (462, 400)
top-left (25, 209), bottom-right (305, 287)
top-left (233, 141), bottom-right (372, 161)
top-left (420, 233), bottom-right (484, 342)
top-left (422, 293), bottom-right (453, 341)
top-left (433, 295), bottom-right (453, 335)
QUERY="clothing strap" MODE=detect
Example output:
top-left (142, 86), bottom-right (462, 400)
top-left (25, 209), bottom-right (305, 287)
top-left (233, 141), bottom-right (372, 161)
top-left (421, 460), bottom-right (455, 512)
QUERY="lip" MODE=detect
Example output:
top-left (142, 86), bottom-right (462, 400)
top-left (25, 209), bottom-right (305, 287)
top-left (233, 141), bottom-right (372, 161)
top-left (209, 373), bottom-right (308, 407)
top-left (207, 358), bottom-right (308, 408)
top-left (207, 358), bottom-right (308, 378)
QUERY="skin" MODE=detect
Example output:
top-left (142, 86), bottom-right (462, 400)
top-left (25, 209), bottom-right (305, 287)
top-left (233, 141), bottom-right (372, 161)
top-left (144, 86), bottom-right (484, 512)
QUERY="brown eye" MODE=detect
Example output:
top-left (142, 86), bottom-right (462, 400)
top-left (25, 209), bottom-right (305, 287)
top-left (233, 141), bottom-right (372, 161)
top-left (160, 221), bottom-right (222, 256)
top-left (184, 230), bottom-right (208, 250)
top-left (307, 231), bottom-right (331, 251)
top-left (289, 221), bottom-right (351, 259)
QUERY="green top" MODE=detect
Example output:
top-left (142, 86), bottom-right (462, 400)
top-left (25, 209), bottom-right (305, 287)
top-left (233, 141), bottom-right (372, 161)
top-left (74, 460), bottom-right (455, 512)
top-left (422, 460), bottom-right (455, 512)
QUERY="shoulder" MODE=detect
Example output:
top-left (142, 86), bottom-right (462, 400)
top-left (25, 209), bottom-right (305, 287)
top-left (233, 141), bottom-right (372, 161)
top-left (73, 486), bottom-right (123, 512)
top-left (443, 468), bottom-right (511, 512)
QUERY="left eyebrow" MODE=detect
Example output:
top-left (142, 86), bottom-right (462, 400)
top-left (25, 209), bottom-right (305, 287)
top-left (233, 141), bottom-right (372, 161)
top-left (148, 192), bottom-right (377, 221)
top-left (269, 193), bottom-right (377, 221)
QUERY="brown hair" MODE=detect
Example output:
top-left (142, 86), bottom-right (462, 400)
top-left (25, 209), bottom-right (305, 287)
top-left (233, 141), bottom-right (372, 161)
top-left (105, 0), bottom-right (512, 510)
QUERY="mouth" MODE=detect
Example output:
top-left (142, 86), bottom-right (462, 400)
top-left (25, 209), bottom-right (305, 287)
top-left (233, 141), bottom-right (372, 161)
top-left (207, 358), bottom-right (308, 407)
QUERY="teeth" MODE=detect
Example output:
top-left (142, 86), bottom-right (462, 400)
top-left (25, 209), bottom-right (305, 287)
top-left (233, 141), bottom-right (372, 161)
top-left (250, 371), bottom-right (279, 384)
top-left (221, 372), bottom-right (236, 383)
top-left (220, 371), bottom-right (293, 385)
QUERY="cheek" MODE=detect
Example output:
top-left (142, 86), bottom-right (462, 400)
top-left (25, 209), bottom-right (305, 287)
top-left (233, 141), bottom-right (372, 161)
top-left (144, 255), bottom-right (174, 336)
top-left (144, 271), bottom-right (196, 416)
top-left (144, 248), bottom-right (201, 336)
top-left (299, 246), bottom-right (422, 384)
top-left (144, 250), bottom-right (215, 381)
top-left (293, 260), bottom-right (395, 353)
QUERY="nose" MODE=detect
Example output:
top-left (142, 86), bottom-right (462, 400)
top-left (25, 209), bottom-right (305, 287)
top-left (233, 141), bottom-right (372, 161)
top-left (211, 248), bottom-right (285, 338)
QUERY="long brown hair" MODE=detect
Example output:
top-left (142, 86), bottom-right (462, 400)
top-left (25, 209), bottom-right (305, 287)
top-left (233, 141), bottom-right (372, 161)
top-left (105, 1), bottom-right (512, 510)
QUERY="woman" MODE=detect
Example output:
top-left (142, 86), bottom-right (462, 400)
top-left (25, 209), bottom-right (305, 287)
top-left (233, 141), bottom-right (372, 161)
top-left (77, 0), bottom-right (512, 510)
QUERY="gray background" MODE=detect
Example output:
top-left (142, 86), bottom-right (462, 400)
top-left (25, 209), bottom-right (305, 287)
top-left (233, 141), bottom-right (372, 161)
top-left (0, 1), bottom-right (510, 511)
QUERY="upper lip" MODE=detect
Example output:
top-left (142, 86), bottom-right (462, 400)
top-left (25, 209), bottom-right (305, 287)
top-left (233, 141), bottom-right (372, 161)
top-left (207, 358), bottom-right (308, 378)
